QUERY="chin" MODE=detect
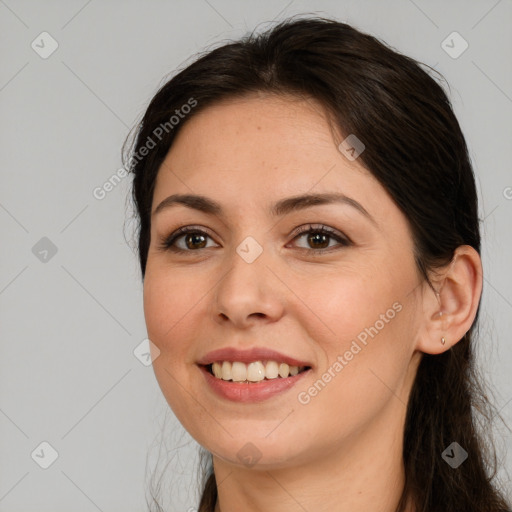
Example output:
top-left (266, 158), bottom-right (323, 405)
top-left (195, 429), bottom-right (315, 470)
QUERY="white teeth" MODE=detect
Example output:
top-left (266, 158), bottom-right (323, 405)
top-left (221, 361), bottom-right (232, 380)
top-left (247, 361), bottom-right (265, 382)
top-left (278, 363), bottom-right (290, 378)
top-left (265, 361), bottom-right (279, 379)
top-left (231, 361), bottom-right (247, 382)
top-left (208, 360), bottom-right (306, 382)
top-left (212, 362), bottom-right (222, 379)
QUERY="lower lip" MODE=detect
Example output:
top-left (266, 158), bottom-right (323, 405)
top-left (199, 365), bottom-right (311, 403)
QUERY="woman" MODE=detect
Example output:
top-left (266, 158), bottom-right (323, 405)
top-left (123, 15), bottom-right (511, 512)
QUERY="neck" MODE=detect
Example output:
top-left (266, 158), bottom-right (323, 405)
top-left (212, 398), bottom-right (412, 512)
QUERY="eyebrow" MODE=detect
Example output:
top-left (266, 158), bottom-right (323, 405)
top-left (152, 192), bottom-right (376, 224)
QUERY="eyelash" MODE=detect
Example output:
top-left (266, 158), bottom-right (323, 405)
top-left (158, 224), bottom-right (351, 255)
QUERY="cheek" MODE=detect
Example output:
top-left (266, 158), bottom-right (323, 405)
top-left (305, 266), bottom-right (400, 351)
top-left (143, 268), bottom-right (203, 424)
top-left (299, 268), bottom-right (412, 389)
top-left (143, 266), bottom-right (199, 350)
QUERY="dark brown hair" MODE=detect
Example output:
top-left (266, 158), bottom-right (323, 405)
top-left (123, 14), bottom-right (511, 512)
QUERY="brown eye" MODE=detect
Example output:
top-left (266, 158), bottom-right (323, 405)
top-left (159, 224), bottom-right (350, 255)
top-left (159, 227), bottom-right (217, 252)
top-left (183, 232), bottom-right (208, 250)
top-left (305, 232), bottom-right (331, 249)
top-left (290, 224), bottom-right (351, 253)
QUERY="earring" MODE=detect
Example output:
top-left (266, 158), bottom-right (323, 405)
top-left (441, 337), bottom-right (446, 345)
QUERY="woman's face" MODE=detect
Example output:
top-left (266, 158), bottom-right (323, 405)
top-left (143, 93), bottom-right (425, 468)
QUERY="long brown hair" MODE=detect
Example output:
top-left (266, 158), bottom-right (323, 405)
top-left (124, 15), bottom-right (511, 512)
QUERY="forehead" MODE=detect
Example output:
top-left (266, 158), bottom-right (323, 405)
top-left (154, 94), bottom-right (378, 198)
top-left (178, 96), bottom-right (329, 167)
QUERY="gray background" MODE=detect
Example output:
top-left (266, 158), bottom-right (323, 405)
top-left (1, 0), bottom-right (511, 510)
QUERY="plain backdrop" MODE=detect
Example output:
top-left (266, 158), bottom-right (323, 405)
top-left (1, 1), bottom-right (511, 510)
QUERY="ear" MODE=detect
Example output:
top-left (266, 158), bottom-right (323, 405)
top-left (415, 245), bottom-right (483, 354)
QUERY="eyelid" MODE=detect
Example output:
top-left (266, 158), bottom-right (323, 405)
top-left (288, 223), bottom-right (351, 243)
top-left (158, 225), bottom-right (218, 252)
top-left (287, 224), bottom-right (351, 253)
top-left (158, 223), bottom-right (351, 253)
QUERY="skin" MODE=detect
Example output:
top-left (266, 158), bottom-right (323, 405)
top-left (143, 92), bottom-right (482, 512)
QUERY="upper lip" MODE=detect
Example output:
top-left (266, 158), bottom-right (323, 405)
top-left (197, 347), bottom-right (312, 368)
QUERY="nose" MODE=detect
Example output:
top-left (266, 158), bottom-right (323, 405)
top-left (212, 243), bottom-right (285, 329)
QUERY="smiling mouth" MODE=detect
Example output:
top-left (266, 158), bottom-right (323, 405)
top-left (203, 360), bottom-right (311, 383)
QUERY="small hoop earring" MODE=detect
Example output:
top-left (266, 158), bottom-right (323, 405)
top-left (441, 337), bottom-right (446, 345)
